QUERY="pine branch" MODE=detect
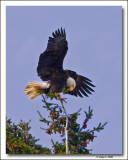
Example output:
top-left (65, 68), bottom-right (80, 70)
top-left (92, 122), bottom-right (108, 132)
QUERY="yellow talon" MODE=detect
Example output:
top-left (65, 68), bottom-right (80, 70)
top-left (57, 94), bottom-right (67, 103)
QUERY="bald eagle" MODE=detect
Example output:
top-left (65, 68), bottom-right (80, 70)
top-left (25, 28), bottom-right (95, 100)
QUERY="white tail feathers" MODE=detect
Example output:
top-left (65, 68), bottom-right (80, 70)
top-left (24, 81), bottom-right (48, 100)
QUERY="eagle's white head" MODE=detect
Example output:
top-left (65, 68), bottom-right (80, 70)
top-left (66, 77), bottom-right (76, 91)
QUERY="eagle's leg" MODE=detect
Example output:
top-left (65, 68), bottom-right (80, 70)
top-left (57, 94), bottom-right (67, 103)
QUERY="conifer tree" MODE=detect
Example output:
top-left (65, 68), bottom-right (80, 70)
top-left (6, 93), bottom-right (107, 154)
top-left (6, 118), bottom-right (51, 154)
top-left (38, 93), bottom-right (107, 154)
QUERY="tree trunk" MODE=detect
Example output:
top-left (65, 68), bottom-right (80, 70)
top-left (65, 113), bottom-right (69, 154)
top-left (60, 98), bottom-right (69, 154)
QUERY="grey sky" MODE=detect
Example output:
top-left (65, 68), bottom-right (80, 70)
top-left (6, 6), bottom-right (122, 154)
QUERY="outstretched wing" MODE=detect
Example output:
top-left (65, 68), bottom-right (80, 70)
top-left (66, 70), bottom-right (95, 98)
top-left (37, 28), bottom-right (68, 81)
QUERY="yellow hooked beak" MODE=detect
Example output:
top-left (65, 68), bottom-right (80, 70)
top-left (70, 86), bottom-right (74, 91)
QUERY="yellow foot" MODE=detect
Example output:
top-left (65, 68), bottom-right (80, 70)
top-left (57, 94), bottom-right (67, 103)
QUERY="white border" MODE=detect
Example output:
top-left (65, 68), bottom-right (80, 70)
top-left (0, 1), bottom-right (127, 6)
top-left (1, 1), bottom-right (127, 159)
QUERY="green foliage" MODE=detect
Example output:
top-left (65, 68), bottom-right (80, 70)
top-left (6, 118), bottom-right (51, 154)
top-left (38, 94), bottom-right (107, 154)
top-left (6, 91), bottom-right (107, 154)
top-left (46, 91), bottom-right (58, 100)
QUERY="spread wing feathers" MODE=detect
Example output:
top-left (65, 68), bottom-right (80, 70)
top-left (66, 70), bottom-right (95, 98)
top-left (37, 28), bottom-right (68, 81)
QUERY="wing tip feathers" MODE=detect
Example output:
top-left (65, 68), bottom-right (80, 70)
top-left (51, 28), bottom-right (66, 39)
